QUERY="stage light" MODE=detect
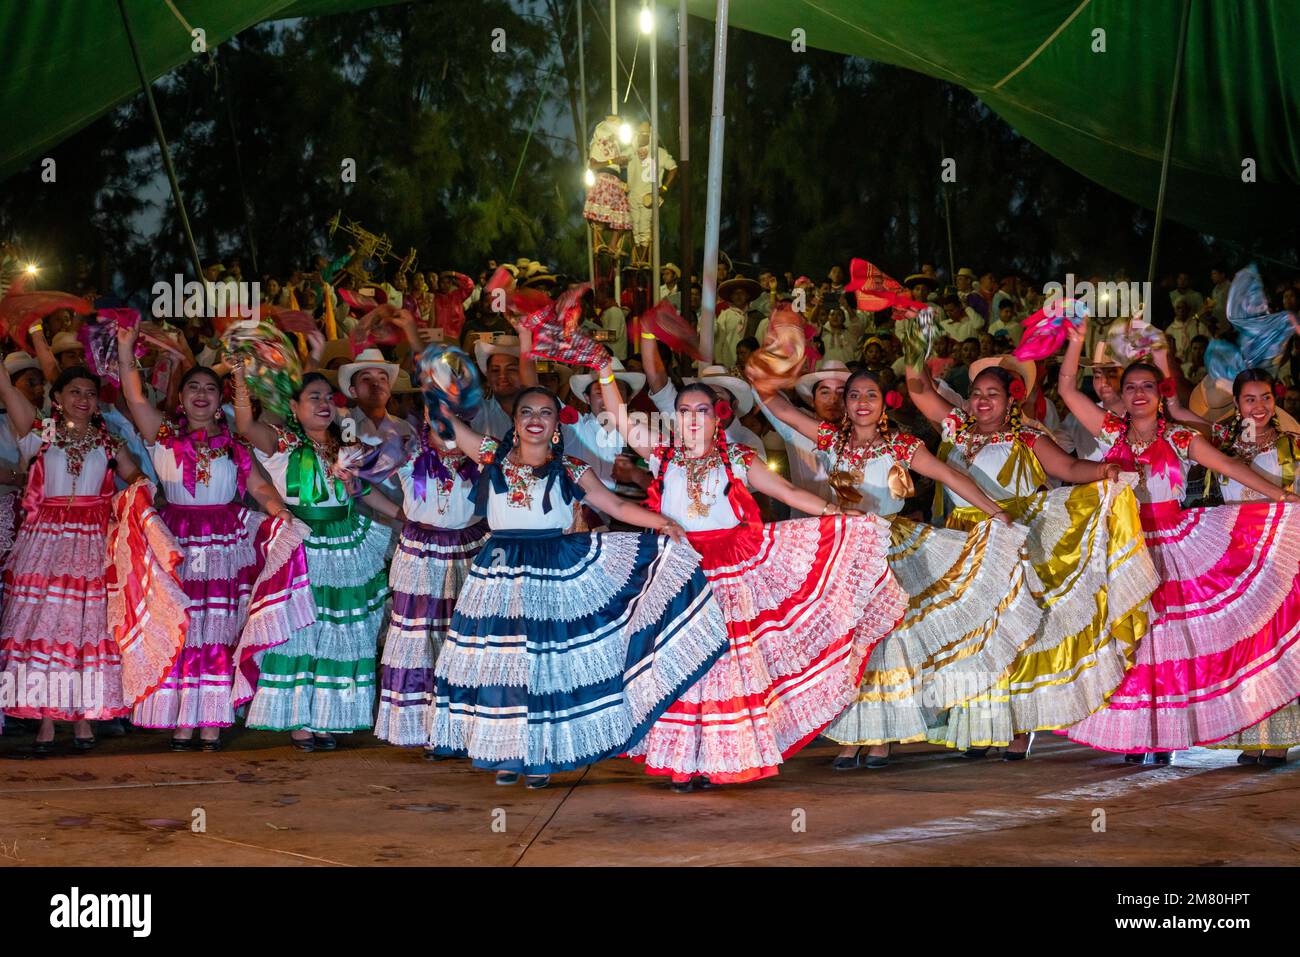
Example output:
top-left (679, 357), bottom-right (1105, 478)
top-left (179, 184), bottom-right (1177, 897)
top-left (639, 6), bottom-right (654, 34)
top-left (25, 262), bottom-right (38, 275)
top-left (618, 122), bottom-right (632, 144)
top-left (584, 168), bottom-right (596, 187)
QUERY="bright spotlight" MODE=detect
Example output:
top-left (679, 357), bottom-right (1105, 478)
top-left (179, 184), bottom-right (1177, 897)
top-left (584, 168), bottom-right (596, 187)
top-left (25, 262), bottom-right (38, 275)
top-left (638, 6), bottom-right (654, 34)
top-left (618, 122), bottom-right (633, 144)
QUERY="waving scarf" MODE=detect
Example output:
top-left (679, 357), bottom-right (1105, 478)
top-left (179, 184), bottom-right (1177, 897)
top-left (411, 426), bottom-right (480, 500)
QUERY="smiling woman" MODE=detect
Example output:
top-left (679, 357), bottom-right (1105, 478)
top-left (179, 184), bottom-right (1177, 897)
top-left (428, 385), bottom-right (728, 790)
top-left (232, 369), bottom-right (401, 753)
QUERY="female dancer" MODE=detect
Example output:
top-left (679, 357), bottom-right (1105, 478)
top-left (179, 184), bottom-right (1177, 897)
top-left (372, 412), bottom-right (489, 752)
top-left (115, 326), bottom-right (315, 750)
top-left (1058, 318), bottom-right (1300, 756)
top-left (233, 369), bottom-right (400, 752)
top-left (905, 355), bottom-right (1158, 758)
top-left (0, 363), bottom-right (144, 751)
top-left (1195, 369), bottom-right (1298, 767)
top-left (430, 386), bottom-right (727, 789)
top-left (758, 371), bottom-right (1038, 769)
top-left (596, 359), bottom-right (909, 791)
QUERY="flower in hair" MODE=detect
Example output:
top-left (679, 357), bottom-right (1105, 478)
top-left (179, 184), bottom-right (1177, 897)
top-left (1275, 382), bottom-right (1288, 400)
top-left (1157, 378), bottom-right (1176, 398)
top-left (558, 405), bottom-right (580, 425)
top-left (714, 399), bottom-right (733, 420)
top-left (884, 390), bottom-right (903, 410)
top-left (1008, 378), bottom-right (1027, 401)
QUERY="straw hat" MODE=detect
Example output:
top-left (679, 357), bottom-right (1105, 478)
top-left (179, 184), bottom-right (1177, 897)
top-left (391, 370), bottom-right (418, 395)
top-left (903, 273), bottom-right (938, 290)
top-left (796, 359), bottom-right (851, 403)
top-left (570, 357), bottom-right (645, 399)
top-left (474, 335), bottom-right (520, 374)
top-left (661, 262), bottom-right (681, 280)
top-left (717, 277), bottom-right (761, 303)
top-left (338, 348), bottom-right (398, 396)
top-left (50, 331), bottom-right (83, 355)
top-left (3, 351), bottom-right (40, 377)
top-left (685, 364), bottom-right (755, 416)
top-left (969, 355), bottom-right (1037, 395)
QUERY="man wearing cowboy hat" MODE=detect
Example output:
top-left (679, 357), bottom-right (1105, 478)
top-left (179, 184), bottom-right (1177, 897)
top-left (903, 272), bottom-right (939, 305)
top-left (754, 359), bottom-right (847, 513)
top-left (955, 266), bottom-right (988, 319)
top-left (470, 335), bottom-right (523, 438)
top-left (0, 352), bottom-right (46, 494)
top-left (338, 348), bottom-right (414, 506)
top-left (659, 263), bottom-right (682, 305)
top-left (714, 276), bottom-right (761, 371)
top-left (640, 337), bottom-right (767, 462)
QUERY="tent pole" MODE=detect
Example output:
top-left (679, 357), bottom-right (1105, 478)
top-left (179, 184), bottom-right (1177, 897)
top-left (117, 0), bottom-right (204, 281)
top-left (649, 4), bottom-right (660, 302)
top-left (578, 0), bottom-right (595, 291)
top-left (610, 0), bottom-right (620, 306)
top-left (677, 0), bottom-right (692, 327)
top-left (1146, 0), bottom-right (1192, 296)
top-left (698, 0), bottom-right (728, 368)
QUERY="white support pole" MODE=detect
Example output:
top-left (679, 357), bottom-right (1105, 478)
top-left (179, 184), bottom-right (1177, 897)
top-left (579, 0), bottom-right (595, 291)
top-left (649, 3), bottom-right (660, 298)
top-left (698, 0), bottom-right (728, 367)
top-left (610, 0), bottom-right (621, 304)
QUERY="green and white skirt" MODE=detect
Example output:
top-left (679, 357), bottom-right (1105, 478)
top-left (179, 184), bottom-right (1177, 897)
top-left (246, 503), bottom-right (393, 733)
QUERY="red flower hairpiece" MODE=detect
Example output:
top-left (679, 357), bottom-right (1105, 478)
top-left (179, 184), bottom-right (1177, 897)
top-left (884, 390), bottom-right (903, 410)
top-left (1008, 378), bottom-right (1027, 400)
top-left (714, 399), bottom-right (733, 420)
top-left (1157, 378), bottom-right (1176, 398)
top-left (558, 405), bottom-right (580, 425)
top-left (1275, 382), bottom-right (1288, 400)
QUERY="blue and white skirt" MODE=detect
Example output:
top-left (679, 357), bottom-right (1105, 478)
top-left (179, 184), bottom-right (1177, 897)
top-left (429, 528), bottom-right (727, 774)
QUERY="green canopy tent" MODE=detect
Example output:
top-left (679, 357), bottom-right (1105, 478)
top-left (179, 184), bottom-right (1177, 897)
top-left (679, 0), bottom-right (1300, 244)
top-left (1, 1), bottom-right (1296, 263)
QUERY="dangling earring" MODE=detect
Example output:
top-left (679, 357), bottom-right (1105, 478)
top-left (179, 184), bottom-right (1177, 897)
top-left (551, 431), bottom-right (560, 446)
top-left (879, 410), bottom-right (889, 434)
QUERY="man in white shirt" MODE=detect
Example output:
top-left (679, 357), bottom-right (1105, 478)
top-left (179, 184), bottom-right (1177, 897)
top-left (338, 348), bottom-right (415, 507)
top-left (713, 277), bottom-right (759, 371)
top-left (1164, 299), bottom-right (1212, 357)
top-left (938, 294), bottom-right (985, 343)
top-left (593, 289), bottom-right (628, 361)
top-left (1169, 272), bottom-right (1205, 315)
top-left (471, 336), bottom-right (523, 438)
top-left (628, 123), bottom-right (677, 267)
top-left (659, 263), bottom-right (682, 305)
top-left (1208, 265), bottom-right (1231, 331)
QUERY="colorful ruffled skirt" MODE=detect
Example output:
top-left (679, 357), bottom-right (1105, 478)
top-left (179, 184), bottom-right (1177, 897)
top-left (0, 496), bottom-right (124, 720)
top-left (627, 515), bottom-right (907, 784)
top-left (246, 504), bottom-right (392, 733)
top-left (582, 171), bottom-right (632, 230)
top-left (823, 515), bottom-right (1039, 747)
top-left (430, 529), bottom-right (726, 774)
top-left (374, 518), bottom-right (489, 747)
top-left (933, 481), bottom-right (1158, 749)
top-left (1065, 500), bottom-right (1300, 752)
top-left (132, 505), bottom-right (314, 729)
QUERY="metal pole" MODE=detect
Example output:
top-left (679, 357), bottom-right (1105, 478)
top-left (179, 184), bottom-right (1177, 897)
top-left (117, 0), bottom-right (204, 281)
top-left (677, 0), bottom-right (692, 327)
top-left (578, 0), bottom-right (595, 290)
top-left (610, 0), bottom-right (621, 304)
top-left (609, 0), bottom-right (618, 116)
top-left (1146, 0), bottom-right (1192, 296)
top-left (698, 0), bottom-right (728, 367)
top-left (649, 4), bottom-right (660, 299)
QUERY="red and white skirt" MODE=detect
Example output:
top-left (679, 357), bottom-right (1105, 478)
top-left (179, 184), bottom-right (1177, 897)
top-left (1065, 501), bottom-right (1300, 752)
top-left (582, 171), bottom-right (632, 230)
top-left (626, 515), bottom-right (906, 783)
top-left (0, 497), bottom-right (124, 720)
